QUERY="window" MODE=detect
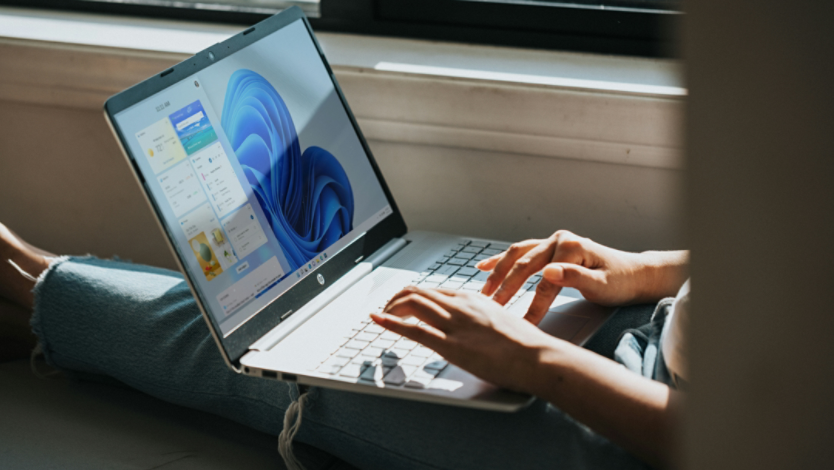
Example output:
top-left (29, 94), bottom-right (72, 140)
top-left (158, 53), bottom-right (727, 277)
top-left (2, 0), bottom-right (681, 57)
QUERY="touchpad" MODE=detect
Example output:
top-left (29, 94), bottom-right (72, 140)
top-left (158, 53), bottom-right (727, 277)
top-left (538, 313), bottom-right (589, 342)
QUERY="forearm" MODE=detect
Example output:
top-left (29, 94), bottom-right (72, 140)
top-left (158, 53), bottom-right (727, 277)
top-left (529, 338), bottom-right (681, 468)
top-left (636, 250), bottom-right (689, 303)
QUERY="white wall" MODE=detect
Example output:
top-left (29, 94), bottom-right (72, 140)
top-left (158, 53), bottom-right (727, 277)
top-left (0, 37), bottom-right (684, 270)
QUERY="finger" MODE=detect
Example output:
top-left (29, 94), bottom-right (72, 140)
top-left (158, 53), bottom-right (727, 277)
top-left (384, 292), bottom-right (452, 330)
top-left (371, 313), bottom-right (446, 349)
top-left (405, 287), bottom-right (464, 316)
top-left (475, 254), bottom-right (501, 271)
top-left (491, 241), bottom-right (555, 305)
top-left (385, 285), bottom-right (459, 312)
top-left (523, 279), bottom-right (563, 325)
top-left (542, 263), bottom-right (606, 294)
top-left (384, 283), bottom-right (454, 311)
top-left (481, 239), bottom-right (543, 296)
top-left (384, 285), bottom-right (420, 311)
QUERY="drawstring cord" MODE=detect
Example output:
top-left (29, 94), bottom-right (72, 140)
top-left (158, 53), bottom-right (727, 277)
top-left (278, 385), bottom-right (310, 470)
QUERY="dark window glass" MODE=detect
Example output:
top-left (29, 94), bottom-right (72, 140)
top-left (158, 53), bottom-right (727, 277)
top-left (3, 0), bottom-right (682, 57)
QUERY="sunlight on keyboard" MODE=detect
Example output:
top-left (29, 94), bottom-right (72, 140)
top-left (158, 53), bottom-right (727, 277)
top-left (313, 239), bottom-right (539, 389)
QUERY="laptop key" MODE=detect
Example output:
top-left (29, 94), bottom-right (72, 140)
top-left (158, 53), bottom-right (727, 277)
top-left (417, 281), bottom-right (441, 289)
top-left (364, 324), bottom-right (385, 334)
top-left (424, 359), bottom-right (448, 371)
top-left (401, 354), bottom-right (427, 366)
top-left (335, 347), bottom-right (360, 359)
top-left (339, 364), bottom-right (367, 378)
top-left (441, 281), bottom-right (464, 290)
top-left (317, 363), bottom-right (343, 375)
top-left (361, 346), bottom-right (385, 357)
top-left (412, 346), bottom-right (434, 358)
top-left (397, 339), bottom-right (418, 350)
top-left (359, 364), bottom-right (384, 382)
top-left (381, 354), bottom-right (401, 367)
top-left (330, 356), bottom-right (350, 366)
top-left (469, 240), bottom-right (489, 248)
top-left (405, 370), bottom-right (436, 389)
top-left (345, 339), bottom-right (370, 350)
top-left (461, 246), bottom-right (482, 254)
top-left (435, 265), bottom-right (458, 276)
top-left (383, 365), bottom-right (417, 385)
top-left (482, 248), bottom-right (503, 256)
top-left (424, 273), bottom-right (448, 284)
top-left (319, 357), bottom-right (348, 374)
top-left (380, 331), bottom-right (401, 341)
top-left (446, 258), bottom-right (466, 266)
top-left (391, 347), bottom-right (412, 358)
top-left (372, 338), bottom-right (396, 349)
top-left (449, 273), bottom-right (470, 283)
top-left (456, 267), bottom-right (479, 277)
top-left (354, 332), bottom-right (378, 342)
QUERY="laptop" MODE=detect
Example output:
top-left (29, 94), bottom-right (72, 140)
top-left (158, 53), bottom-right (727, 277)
top-left (103, 7), bottom-right (613, 412)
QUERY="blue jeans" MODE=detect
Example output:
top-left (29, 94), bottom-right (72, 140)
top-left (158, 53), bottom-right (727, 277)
top-left (31, 257), bottom-right (650, 470)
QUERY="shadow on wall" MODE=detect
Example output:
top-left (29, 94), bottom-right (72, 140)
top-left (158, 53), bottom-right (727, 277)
top-left (0, 100), bottom-right (683, 270)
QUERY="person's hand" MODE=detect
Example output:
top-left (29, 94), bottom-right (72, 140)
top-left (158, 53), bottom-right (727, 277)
top-left (477, 230), bottom-right (682, 325)
top-left (371, 287), bottom-right (557, 393)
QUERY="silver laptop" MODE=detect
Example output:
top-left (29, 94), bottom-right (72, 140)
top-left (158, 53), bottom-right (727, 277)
top-left (103, 7), bottom-right (612, 412)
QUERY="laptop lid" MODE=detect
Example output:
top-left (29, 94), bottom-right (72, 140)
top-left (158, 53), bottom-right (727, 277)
top-left (104, 7), bottom-right (407, 367)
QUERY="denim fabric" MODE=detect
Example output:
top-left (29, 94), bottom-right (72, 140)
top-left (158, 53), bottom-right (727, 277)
top-left (613, 299), bottom-right (684, 390)
top-left (583, 303), bottom-right (656, 360)
top-left (32, 256), bottom-right (651, 470)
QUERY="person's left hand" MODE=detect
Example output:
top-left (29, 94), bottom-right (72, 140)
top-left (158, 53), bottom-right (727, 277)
top-left (370, 286), bottom-right (557, 393)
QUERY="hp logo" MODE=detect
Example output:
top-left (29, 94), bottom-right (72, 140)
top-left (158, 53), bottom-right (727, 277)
top-left (317, 273), bottom-right (325, 285)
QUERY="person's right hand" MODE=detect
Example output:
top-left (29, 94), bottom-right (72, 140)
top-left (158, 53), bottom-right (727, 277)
top-left (477, 230), bottom-right (687, 325)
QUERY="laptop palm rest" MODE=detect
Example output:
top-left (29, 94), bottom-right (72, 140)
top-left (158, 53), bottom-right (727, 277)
top-left (537, 299), bottom-right (613, 346)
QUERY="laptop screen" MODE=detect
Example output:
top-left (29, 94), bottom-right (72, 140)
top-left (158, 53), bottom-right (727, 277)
top-left (111, 19), bottom-right (393, 338)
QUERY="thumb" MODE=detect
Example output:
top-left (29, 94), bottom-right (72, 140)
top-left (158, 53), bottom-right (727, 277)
top-left (542, 263), bottom-right (604, 293)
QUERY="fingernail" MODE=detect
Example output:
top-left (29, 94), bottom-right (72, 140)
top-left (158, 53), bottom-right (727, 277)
top-left (544, 265), bottom-right (564, 282)
top-left (482, 279), bottom-right (492, 293)
top-left (493, 287), bottom-right (505, 300)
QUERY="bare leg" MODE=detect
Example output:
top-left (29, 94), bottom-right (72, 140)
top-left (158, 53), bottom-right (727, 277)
top-left (0, 223), bottom-right (53, 360)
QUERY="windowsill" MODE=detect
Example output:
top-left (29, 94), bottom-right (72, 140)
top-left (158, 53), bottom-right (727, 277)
top-left (0, 6), bottom-right (684, 97)
top-left (0, 6), bottom-right (685, 170)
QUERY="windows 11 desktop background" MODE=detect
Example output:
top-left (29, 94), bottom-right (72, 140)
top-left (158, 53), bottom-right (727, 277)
top-left (221, 69), bottom-right (355, 273)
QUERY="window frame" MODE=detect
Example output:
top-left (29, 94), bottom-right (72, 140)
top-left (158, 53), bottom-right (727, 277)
top-left (0, 0), bottom-right (680, 57)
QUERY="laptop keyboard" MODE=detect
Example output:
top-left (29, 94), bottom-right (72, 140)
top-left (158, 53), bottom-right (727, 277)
top-left (314, 239), bottom-right (543, 388)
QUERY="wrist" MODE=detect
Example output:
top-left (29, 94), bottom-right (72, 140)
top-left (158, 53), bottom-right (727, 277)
top-left (523, 336), bottom-right (570, 397)
top-left (636, 250), bottom-right (689, 302)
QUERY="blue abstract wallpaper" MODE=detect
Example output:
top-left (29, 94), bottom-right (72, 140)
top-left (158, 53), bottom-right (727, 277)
top-left (220, 69), bottom-right (355, 272)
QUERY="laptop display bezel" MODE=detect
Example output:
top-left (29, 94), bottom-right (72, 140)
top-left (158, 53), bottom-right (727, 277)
top-left (103, 7), bottom-right (408, 365)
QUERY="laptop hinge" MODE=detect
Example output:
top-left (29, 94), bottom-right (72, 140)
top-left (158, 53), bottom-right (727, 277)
top-left (364, 237), bottom-right (408, 268)
top-left (248, 237), bottom-right (408, 353)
